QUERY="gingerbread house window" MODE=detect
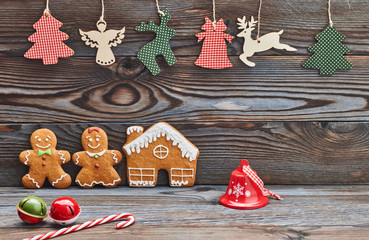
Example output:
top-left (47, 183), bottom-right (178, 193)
top-left (153, 145), bottom-right (169, 159)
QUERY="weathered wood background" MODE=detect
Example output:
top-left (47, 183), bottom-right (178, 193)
top-left (1, 0), bottom-right (369, 186)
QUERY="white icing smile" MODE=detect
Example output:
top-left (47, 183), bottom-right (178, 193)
top-left (36, 144), bottom-right (51, 149)
top-left (88, 144), bottom-right (100, 149)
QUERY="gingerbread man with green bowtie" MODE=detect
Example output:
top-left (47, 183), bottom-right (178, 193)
top-left (19, 129), bottom-right (71, 189)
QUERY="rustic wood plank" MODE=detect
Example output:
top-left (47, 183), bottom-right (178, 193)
top-left (1, 122), bottom-right (369, 186)
top-left (2, 56), bottom-right (369, 123)
top-left (0, 0), bottom-right (368, 57)
top-left (1, 185), bottom-right (369, 239)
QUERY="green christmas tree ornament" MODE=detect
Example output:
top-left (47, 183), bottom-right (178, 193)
top-left (16, 196), bottom-right (47, 224)
top-left (135, 8), bottom-right (176, 75)
top-left (302, 26), bottom-right (352, 75)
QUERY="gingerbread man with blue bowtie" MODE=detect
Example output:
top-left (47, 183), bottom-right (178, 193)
top-left (19, 129), bottom-right (71, 189)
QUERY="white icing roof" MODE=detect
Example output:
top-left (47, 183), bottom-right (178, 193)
top-left (124, 122), bottom-right (199, 161)
top-left (127, 126), bottom-right (143, 135)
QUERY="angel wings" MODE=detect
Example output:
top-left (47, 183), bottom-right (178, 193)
top-left (80, 20), bottom-right (125, 66)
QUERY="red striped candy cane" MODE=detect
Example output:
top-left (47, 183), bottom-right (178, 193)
top-left (24, 213), bottom-right (135, 240)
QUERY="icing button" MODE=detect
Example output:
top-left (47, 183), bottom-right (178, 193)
top-left (42, 156), bottom-right (46, 160)
top-left (95, 163), bottom-right (100, 168)
top-left (42, 163), bottom-right (46, 166)
top-left (94, 155), bottom-right (98, 159)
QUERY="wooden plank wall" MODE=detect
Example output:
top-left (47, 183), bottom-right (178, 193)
top-left (1, 0), bottom-right (369, 186)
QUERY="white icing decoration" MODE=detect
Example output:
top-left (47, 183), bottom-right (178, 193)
top-left (36, 143), bottom-right (50, 149)
top-left (123, 123), bottom-right (198, 161)
top-left (128, 167), bottom-right (155, 187)
top-left (127, 126), bottom-right (143, 135)
top-left (26, 174), bottom-right (40, 188)
top-left (24, 150), bottom-right (31, 165)
top-left (170, 168), bottom-right (193, 187)
top-left (153, 145), bottom-right (169, 159)
top-left (75, 178), bottom-right (120, 187)
top-left (75, 152), bottom-right (80, 164)
top-left (129, 180), bottom-right (155, 187)
top-left (111, 150), bottom-right (118, 163)
top-left (88, 143), bottom-right (100, 149)
top-left (58, 151), bottom-right (66, 164)
top-left (86, 150), bottom-right (106, 158)
top-left (171, 180), bottom-right (189, 187)
top-left (51, 174), bottom-right (68, 186)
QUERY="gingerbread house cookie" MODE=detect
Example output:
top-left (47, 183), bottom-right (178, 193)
top-left (123, 122), bottom-right (199, 187)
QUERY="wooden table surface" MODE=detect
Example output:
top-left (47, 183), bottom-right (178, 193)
top-left (1, 185), bottom-right (368, 240)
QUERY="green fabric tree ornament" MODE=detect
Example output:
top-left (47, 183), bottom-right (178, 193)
top-left (302, 26), bottom-right (352, 75)
top-left (135, 9), bottom-right (176, 75)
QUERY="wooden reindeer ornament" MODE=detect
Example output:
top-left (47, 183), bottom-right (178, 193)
top-left (135, 8), bottom-right (176, 76)
top-left (79, 0), bottom-right (125, 66)
top-left (237, 16), bottom-right (296, 67)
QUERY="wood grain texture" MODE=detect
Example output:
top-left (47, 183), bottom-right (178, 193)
top-left (2, 122), bottom-right (369, 186)
top-left (0, 0), bottom-right (368, 57)
top-left (1, 185), bottom-right (369, 239)
top-left (2, 56), bottom-right (369, 123)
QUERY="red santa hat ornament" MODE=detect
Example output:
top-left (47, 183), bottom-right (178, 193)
top-left (219, 160), bottom-right (281, 210)
top-left (49, 197), bottom-right (81, 225)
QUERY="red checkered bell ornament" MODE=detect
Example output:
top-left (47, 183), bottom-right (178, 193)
top-left (219, 160), bottom-right (281, 210)
top-left (195, 18), bottom-right (234, 69)
top-left (24, 12), bottom-right (74, 65)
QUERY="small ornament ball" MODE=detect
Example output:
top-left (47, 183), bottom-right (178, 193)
top-left (49, 197), bottom-right (81, 225)
top-left (16, 196), bottom-right (47, 224)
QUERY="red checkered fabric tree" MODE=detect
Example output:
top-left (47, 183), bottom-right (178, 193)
top-left (195, 18), bottom-right (234, 69)
top-left (25, 14), bottom-right (74, 65)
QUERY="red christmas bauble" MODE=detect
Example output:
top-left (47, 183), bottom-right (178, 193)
top-left (49, 197), bottom-right (81, 225)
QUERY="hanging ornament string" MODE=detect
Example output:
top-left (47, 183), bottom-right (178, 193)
top-left (328, 0), bottom-right (351, 28)
top-left (100, 0), bottom-right (105, 21)
top-left (256, 0), bottom-right (262, 41)
top-left (212, 0), bottom-right (216, 29)
top-left (156, 0), bottom-right (165, 16)
top-left (44, 0), bottom-right (50, 15)
top-left (328, 0), bottom-right (333, 27)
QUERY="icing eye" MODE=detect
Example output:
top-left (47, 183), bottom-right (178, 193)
top-left (96, 138), bottom-right (99, 142)
top-left (38, 138), bottom-right (41, 142)
top-left (89, 138), bottom-right (93, 142)
top-left (45, 138), bottom-right (49, 142)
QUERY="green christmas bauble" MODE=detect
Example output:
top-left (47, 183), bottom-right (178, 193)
top-left (17, 196), bottom-right (47, 218)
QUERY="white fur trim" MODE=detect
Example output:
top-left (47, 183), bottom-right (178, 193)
top-left (24, 150), bottom-right (31, 165)
top-left (26, 174), bottom-right (40, 188)
top-left (51, 174), bottom-right (68, 186)
top-left (75, 178), bottom-right (120, 187)
top-left (58, 151), bottom-right (66, 164)
top-left (123, 123), bottom-right (198, 161)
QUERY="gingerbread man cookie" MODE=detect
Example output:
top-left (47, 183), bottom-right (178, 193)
top-left (73, 127), bottom-right (122, 188)
top-left (19, 129), bottom-right (72, 189)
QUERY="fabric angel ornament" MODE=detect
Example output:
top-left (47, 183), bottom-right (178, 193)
top-left (80, 18), bottom-right (125, 66)
top-left (195, 18), bottom-right (234, 69)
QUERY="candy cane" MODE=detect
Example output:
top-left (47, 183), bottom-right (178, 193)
top-left (24, 213), bottom-right (135, 240)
